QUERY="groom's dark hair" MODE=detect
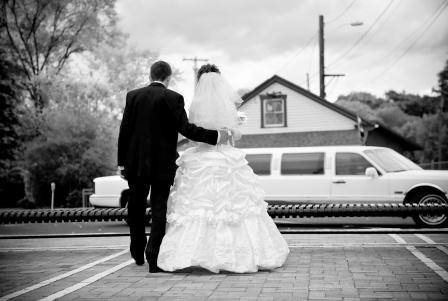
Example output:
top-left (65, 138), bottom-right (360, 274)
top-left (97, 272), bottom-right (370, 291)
top-left (150, 61), bottom-right (172, 81)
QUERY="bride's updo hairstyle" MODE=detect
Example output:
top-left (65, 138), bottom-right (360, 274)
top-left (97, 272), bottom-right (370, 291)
top-left (197, 64), bottom-right (220, 81)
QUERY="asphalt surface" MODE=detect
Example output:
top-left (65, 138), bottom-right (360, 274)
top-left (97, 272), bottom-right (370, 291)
top-left (0, 216), bottom-right (417, 236)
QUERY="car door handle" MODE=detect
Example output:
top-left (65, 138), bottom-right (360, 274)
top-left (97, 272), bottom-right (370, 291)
top-left (332, 180), bottom-right (346, 184)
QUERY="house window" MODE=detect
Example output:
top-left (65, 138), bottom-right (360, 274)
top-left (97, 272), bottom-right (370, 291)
top-left (261, 94), bottom-right (286, 128)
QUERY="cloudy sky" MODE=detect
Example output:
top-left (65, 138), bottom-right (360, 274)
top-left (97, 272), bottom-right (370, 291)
top-left (116, 0), bottom-right (448, 107)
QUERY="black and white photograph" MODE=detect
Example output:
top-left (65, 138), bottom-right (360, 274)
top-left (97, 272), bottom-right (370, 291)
top-left (1, 0), bottom-right (448, 300)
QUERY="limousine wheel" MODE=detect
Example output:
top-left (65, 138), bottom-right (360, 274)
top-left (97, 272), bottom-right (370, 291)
top-left (411, 191), bottom-right (448, 227)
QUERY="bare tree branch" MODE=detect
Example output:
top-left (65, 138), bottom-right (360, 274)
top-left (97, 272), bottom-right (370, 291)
top-left (2, 2), bottom-right (32, 80)
top-left (8, 0), bottom-right (39, 74)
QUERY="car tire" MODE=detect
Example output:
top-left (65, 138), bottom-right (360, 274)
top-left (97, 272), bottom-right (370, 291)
top-left (410, 191), bottom-right (448, 227)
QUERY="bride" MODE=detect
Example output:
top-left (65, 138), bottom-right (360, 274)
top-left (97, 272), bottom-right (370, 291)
top-left (157, 64), bottom-right (289, 273)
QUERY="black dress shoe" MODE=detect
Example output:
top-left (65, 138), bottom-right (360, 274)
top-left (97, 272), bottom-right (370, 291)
top-left (149, 265), bottom-right (164, 273)
top-left (134, 258), bottom-right (145, 266)
top-left (130, 249), bottom-right (144, 266)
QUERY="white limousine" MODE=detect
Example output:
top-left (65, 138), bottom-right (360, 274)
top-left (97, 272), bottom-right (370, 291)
top-left (90, 146), bottom-right (448, 227)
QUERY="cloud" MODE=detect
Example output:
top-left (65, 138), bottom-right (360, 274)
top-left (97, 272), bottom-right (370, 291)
top-left (115, 0), bottom-right (448, 102)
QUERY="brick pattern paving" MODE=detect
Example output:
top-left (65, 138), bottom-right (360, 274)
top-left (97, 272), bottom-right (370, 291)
top-left (0, 234), bottom-right (447, 300)
top-left (54, 247), bottom-right (448, 301)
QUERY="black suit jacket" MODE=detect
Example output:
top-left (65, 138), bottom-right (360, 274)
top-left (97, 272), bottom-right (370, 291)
top-left (117, 83), bottom-right (218, 181)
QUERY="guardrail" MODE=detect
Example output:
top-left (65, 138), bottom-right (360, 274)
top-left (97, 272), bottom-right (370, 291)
top-left (1, 203), bottom-right (447, 224)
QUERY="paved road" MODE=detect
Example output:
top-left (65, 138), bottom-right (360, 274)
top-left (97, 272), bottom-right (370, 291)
top-left (1, 233), bottom-right (448, 300)
top-left (0, 217), bottom-right (416, 236)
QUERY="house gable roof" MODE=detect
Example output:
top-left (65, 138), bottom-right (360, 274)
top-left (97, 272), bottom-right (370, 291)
top-left (241, 74), bottom-right (372, 126)
top-left (240, 74), bottom-right (422, 151)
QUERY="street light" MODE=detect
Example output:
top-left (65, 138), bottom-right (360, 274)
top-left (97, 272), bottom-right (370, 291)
top-left (319, 15), bottom-right (363, 99)
top-left (350, 21), bottom-right (364, 27)
top-left (50, 182), bottom-right (55, 210)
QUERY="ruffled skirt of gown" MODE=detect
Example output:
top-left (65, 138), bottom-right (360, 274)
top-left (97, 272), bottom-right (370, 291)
top-left (157, 144), bottom-right (289, 273)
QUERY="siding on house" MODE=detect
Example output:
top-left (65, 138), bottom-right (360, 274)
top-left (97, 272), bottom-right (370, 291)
top-left (236, 130), bottom-right (360, 148)
top-left (177, 75), bottom-right (422, 153)
top-left (240, 82), bottom-right (356, 135)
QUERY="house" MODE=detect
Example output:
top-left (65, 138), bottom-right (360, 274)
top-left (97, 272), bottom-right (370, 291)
top-left (235, 75), bottom-right (421, 154)
top-left (179, 74), bottom-right (421, 155)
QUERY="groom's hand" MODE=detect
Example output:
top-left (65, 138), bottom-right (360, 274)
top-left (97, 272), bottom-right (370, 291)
top-left (117, 166), bottom-right (125, 178)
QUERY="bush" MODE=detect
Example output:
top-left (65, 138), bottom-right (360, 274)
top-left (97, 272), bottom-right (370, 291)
top-left (65, 190), bottom-right (82, 208)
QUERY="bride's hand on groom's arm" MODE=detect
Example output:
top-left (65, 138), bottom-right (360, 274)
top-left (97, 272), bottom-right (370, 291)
top-left (217, 128), bottom-right (241, 145)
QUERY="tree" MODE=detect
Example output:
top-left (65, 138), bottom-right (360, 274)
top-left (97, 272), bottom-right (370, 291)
top-left (334, 98), bottom-right (377, 121)
top-left (1, 0), bottom-right (122, 110)
top-left (401, 113), bottom-right (448, 164)
top-left (438, 60), bottom-right (448, 109)
top-left (335, 92), bottom-right (385, 109)
top-left (385, 90), bottom-right (439, 117)
top-left (18, 42), bottom-right (163, 207)
top-left (375, 106), bottom-right (416, 132)
top-left (0, 45), bottom-right (26, 206)
top-left (23, 106), bottom-right (116, 207)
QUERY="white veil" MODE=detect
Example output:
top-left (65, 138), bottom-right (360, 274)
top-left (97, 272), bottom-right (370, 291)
top-left (189, 72), bottom-right (242, 131)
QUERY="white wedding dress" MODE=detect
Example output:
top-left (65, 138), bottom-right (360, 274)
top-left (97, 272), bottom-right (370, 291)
top-left (157, 73), bottom-right (289, 273)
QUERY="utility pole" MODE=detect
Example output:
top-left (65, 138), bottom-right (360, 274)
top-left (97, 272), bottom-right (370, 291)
top-left (306, 73), bottom-right (310, 91)
top-left (319, 15), bottom-right (345, 99)
top-left (319, 15), bottom-right (325, 98)
top-left (183, 57), bottom-right (208, 83)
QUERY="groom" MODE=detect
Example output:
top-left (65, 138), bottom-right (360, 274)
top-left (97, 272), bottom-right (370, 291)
top-left (117, 61), bottom-right (231, 273)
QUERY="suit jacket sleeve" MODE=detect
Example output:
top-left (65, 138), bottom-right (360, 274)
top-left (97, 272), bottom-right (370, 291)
top-left (117, 92), bottom-right (132, 166)
top-left (167, 94), bottom-right (218, 145)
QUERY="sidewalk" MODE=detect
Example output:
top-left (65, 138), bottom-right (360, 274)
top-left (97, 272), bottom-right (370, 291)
top-left (0, 233), bottom-right (447, 300)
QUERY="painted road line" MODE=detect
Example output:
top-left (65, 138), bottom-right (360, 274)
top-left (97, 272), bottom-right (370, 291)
top-left (38, 259), bottom-right (134, 301)
top-left (0, 245), bottom-right (128, 252)
top-left (389, 233), bottom-right (407, 244)
top-left (415, 233), bottom-right (448, 256)
top-left (0, 249), bottom-right (128, 301)
top-left (288, 242), bottom-right (448, 248)
top-left (389, 234), bottom-right (448, 282)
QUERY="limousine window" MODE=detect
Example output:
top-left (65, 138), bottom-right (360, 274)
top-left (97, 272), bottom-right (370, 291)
top-left (246, 154), bottom-right (272, 175)
top-left (281, 153), bottom-right (325, 175)
top-left (336, 152), bottom-right (374, 175)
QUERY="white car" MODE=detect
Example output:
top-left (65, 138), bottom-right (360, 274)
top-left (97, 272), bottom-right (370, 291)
top-left (90, 146), bottom-right (448, 227)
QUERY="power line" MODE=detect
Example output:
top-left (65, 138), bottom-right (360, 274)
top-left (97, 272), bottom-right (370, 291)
top-left (327, 76), bottom-right (341, 97)
top-left (326, 0), bottom-right (357, 24)
top-left (370, 0), bottom-right (448, 82)
top-left (354, 0), bottom-right (402, 51)
top-left (374, 0), bottom-right (446, 67)
top-left (327, 0), bottom-right (395, 69)
top-left (276, 32), bottom-right (318, 74)
top-left (327, 0), bottom-right (401, 73)
top-left (307, 38), bottom-right (318, 76)
top-left (348, 0), bottom-right (448, 80)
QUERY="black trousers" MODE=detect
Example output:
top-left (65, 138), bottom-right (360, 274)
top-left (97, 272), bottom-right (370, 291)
top-left (127, 177), bottom-right (171, 266)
